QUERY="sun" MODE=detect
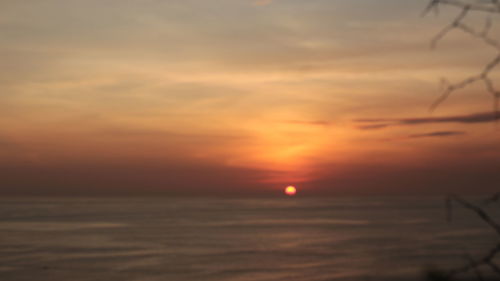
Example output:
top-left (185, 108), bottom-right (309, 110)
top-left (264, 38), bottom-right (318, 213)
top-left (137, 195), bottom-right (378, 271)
top-left (284, 185), bottom-right (297, 196)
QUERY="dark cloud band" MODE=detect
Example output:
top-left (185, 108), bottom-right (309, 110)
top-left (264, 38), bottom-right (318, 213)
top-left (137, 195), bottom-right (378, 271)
top-left (356, 111), bottom-right (499, 130)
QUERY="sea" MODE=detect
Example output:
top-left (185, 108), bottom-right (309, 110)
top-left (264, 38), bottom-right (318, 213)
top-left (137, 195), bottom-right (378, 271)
top-left (0, 197), bottom-right (498, 281)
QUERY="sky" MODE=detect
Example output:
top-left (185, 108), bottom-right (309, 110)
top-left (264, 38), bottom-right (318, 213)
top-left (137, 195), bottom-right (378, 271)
top-left (1, 0), bottom-right (499, 196)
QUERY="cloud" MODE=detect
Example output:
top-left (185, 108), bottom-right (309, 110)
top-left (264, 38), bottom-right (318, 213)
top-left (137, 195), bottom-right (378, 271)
top-left (283, 120), bottom-right (332, 127)
top-left (356, 111), bottom-right (500, 130)
top-left (407, 131), bottom-right (466, 139)
top-left (380, 131), bottom-right (467, 142)
top-left (356, 124), bottom-right (390, 130)
top-left (100, 127), bottom-right (247, 143)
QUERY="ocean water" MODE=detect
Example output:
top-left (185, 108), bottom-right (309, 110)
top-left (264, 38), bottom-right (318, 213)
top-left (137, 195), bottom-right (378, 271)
top-left (0, 197), bottom-right (498, 281)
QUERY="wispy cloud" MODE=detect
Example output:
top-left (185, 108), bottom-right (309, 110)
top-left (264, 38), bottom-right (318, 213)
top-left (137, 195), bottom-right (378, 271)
top-left (381, 131), bottom-right (467, 142)
top-left (283, 120), bottom-right (332, 127)
top-left (101, 128), bottom-right (246, 141)
top-left (356, 111), bottom-right (499, 130)
top-left (356, 124), bottom-right (390, 130)
top-left (407, 131), bottom-right (466, 139)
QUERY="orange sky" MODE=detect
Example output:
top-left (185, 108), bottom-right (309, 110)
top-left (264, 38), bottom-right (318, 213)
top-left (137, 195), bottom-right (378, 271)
top-left (1, 0), bottom-right (499, 196)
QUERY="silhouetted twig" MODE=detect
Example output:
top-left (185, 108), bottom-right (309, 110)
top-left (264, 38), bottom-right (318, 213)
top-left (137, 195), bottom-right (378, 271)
top-left (443, 194), bottom-right (500, 280)
top-left (483, 192), bottom-right (500, 205)
top-left (447, 194), bottom-right (500, 235)
top-left (425, 0), bottom-right (500, 116)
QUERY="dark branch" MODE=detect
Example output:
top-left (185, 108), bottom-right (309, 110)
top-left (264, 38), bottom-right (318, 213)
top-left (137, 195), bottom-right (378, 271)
top-left (444, 194), bottom-right (500, 279)
top-left (426, 0), bottom-right (500, 115)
